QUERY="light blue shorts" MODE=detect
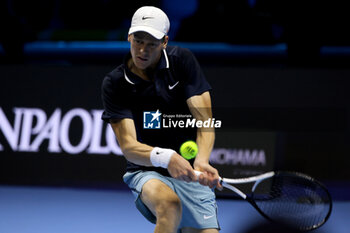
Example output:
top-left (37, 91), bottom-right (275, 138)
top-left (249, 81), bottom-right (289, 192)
top-left (123, 170), bottom-right (220, 231)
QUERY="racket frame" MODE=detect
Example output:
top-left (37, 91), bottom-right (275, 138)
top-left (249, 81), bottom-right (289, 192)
top-left (221, 171), bottom-right (275, 199)
top-left (195, 170), bottom-right (333, 231)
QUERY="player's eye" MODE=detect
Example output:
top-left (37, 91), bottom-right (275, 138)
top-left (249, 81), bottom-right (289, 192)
top-left (149, 42), bottom-right (161, 48)
top-left (134, 39), bottom-right (142, 44)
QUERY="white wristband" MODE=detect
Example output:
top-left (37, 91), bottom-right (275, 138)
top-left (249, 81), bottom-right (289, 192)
top-left (150, 147), bottom-right (176, 168)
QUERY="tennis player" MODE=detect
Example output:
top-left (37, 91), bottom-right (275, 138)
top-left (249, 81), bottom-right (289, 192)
top-left (101, 6), bottom-right (221, 233)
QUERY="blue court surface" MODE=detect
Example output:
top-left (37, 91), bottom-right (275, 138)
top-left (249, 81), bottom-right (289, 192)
top-left (0, 185), bottom-right (349, 233)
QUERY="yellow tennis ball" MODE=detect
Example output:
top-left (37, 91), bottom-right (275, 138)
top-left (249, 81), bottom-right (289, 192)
top-left (180, 140), bottom-right (198, 160)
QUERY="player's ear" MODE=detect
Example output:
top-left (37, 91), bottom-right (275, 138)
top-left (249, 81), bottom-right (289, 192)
top-left (163, 36), bottom-right (169, 49)
top-left (127, 34), bottom-right (132, 42)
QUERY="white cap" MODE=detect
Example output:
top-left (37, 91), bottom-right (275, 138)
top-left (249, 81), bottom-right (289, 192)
top-left (128, 6), bottom-right (170, 40)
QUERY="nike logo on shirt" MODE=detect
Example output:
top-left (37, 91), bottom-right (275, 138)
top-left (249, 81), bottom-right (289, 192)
top-left (168, 81), bottom-right (179, 90)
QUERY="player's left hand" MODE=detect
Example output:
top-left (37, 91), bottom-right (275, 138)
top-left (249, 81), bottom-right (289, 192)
top-left (193, 160), bottom-right (222, 190)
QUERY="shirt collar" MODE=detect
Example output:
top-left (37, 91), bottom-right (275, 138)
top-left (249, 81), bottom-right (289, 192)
top-left (123, 49), bottom-right (170, 85)
top-left (158, 49), bottom-right (170, 69)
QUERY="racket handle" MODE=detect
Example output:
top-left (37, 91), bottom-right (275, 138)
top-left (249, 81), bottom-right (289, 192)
top-left (194, 170), bottom-right (223, 182)
top-left (194, 170), bottom-right (202, 178)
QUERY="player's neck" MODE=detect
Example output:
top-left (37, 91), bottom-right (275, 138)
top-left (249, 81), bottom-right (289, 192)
top-left (128, 59), bottom-right (156, 82)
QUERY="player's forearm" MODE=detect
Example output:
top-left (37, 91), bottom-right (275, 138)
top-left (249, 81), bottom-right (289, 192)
top-left (195, 128), bottom-right (215, 164)
top-left (120, 138), bottom-right (154, 166)
top-left (118, 134), bottom-right (178, 169)
top-left (186, 91), bottom-right (214, 164)
top-left (110, 119), bottom-right (154, 167)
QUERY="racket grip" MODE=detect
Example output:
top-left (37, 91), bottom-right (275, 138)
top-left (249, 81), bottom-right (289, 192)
top-left (194, 170), bottom-right (223, 183)
top-left (194, 170), bottom-right (202, 178)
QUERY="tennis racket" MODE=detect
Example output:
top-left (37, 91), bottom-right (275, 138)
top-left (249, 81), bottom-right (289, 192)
top-left (194, 170), bottom-right (332, 231)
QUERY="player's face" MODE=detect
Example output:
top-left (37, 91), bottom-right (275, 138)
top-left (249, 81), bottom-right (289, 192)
top-left (128, 32), bottom-right (168, 70)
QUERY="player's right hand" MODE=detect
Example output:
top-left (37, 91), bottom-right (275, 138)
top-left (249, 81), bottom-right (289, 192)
top-left (167, 153), bottom-right (197, 182)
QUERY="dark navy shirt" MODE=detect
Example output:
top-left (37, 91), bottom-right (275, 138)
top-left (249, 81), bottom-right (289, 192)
top-left (101, 46), bottom-right (211, 176)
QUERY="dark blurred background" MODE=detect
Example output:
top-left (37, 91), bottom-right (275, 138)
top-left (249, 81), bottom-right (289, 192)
top-left (1, 0), bottom-right (350, 65)
top-left (0, 0), bottom-right (349, 199)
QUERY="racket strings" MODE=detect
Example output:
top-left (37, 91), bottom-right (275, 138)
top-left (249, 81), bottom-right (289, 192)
top-left (251, 174), bottom-right (331, 230)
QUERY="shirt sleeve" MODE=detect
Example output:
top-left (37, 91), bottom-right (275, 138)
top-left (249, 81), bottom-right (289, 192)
top-left (101, 74), bottom-right (133, 123)
top-left (180, 48), bottom-right (212, 99)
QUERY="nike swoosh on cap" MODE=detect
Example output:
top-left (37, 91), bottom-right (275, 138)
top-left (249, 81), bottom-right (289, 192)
top-left (142, 16), bottom-right (154, 20)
